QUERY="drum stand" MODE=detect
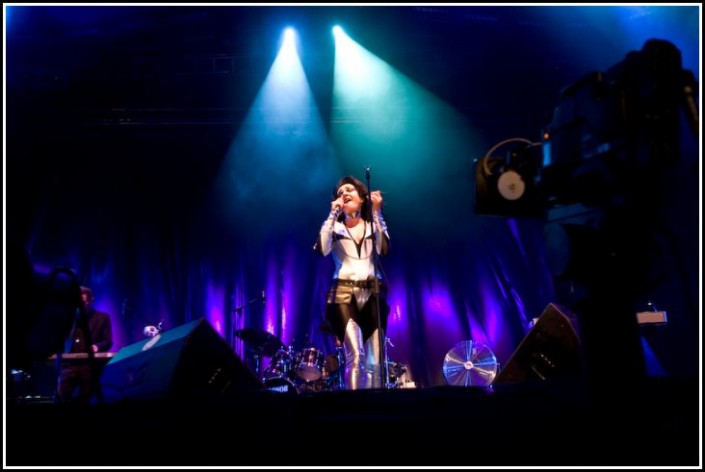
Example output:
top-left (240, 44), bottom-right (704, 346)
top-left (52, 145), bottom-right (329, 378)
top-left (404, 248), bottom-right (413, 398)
top-left (383, 337), bottom-right (397, 389)
top-left (231, 290), bottom-right (269, 378)
top-left (252, 352), bottom-right (261, 378)
top-left (334, 346), bottom-right (345, 391)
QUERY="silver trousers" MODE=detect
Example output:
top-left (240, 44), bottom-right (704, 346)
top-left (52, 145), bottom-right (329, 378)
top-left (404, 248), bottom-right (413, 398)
top-left (343, 319), bottom-right (383, 390)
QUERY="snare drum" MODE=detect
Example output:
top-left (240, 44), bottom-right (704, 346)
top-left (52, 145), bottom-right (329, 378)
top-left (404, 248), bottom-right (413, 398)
top-left (295, 347), bottom-right (324, 382)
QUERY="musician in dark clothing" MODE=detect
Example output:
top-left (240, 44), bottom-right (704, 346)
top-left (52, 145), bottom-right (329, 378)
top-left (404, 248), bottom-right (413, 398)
top-left (56, 286), bottom-right (113, 404)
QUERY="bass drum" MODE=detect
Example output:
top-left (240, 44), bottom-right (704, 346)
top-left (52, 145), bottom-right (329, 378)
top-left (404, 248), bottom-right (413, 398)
top-left (262, 376), bottom-right (298, 395)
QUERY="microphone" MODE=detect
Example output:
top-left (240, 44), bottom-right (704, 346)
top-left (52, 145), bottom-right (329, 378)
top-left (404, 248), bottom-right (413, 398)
top-left (261, 290), bottom-right (266, 304)
top-left (364, 165), bottom-right (371, 180)
top-left (332, 200), bottom-right (342, 215)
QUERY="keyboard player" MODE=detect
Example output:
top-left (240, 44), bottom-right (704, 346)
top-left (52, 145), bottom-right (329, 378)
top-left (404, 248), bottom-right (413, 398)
top-left (56, 286), bottom-right (113, 404)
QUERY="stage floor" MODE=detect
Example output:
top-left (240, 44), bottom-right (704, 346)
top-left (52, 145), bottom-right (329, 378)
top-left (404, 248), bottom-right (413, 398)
top-left (5, 375), bottom-right (700, 467)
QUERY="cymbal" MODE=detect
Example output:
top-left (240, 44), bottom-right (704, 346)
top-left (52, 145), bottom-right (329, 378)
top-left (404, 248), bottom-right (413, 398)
top-left (233, 328), bottom-right (284, 357)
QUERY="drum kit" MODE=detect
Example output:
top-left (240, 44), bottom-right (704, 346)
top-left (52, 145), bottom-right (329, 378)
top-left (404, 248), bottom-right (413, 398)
top-left (234, 328), bottom-right (413, 393)
top-left (234, 328), bottom-right (345, 394)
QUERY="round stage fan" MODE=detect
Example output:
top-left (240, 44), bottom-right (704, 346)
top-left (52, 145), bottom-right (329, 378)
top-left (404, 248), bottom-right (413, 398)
top-left (442, 340), bottom-right (498, 387)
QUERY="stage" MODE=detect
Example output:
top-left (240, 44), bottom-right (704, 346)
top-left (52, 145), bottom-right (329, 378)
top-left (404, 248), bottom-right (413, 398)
top-left (5, 375), bottom-right (700, 467)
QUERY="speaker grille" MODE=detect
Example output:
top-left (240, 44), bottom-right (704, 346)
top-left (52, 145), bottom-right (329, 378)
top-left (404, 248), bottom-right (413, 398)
top-left (494, 303), bottom-right (583, 385)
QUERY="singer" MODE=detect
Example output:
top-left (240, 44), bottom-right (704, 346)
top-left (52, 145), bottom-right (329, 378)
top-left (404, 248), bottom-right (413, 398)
top-left (315, 175), bottom-right (390, 390)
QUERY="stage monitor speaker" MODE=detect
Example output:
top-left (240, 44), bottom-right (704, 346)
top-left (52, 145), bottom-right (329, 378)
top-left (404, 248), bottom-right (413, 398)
top-left (100, 318), bottom-right (262, 403)
top-left (493, 303), bottom-right (583, 385)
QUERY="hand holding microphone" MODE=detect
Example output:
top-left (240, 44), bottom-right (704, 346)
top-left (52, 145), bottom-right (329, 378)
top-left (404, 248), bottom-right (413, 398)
top-left (331, 197), bottom-right (344, 214)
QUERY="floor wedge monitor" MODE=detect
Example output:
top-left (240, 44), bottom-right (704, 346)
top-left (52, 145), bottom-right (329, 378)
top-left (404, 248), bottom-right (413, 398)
top-left (100, 318), bottom-right (262, 403)
top-left (494, 303), bottom-right (583, 385)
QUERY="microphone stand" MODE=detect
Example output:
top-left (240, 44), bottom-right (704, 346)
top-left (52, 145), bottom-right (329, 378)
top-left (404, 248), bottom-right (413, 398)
top-left (77, 302), bottom-right (104, 405)
top-left (231, 291), bottom-right (266, 376)
top-left (364, 166), bottom-right (390, 389)
top-left (233, 291), bottom-right (266, 315)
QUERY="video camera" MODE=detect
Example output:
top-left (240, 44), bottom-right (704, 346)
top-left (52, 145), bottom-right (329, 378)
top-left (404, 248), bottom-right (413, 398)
top-left (474, 38), bottom-right (698, 219)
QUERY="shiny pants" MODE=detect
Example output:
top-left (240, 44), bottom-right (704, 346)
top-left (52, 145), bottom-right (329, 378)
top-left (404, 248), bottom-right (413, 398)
top-left (326, 289), bottom-right (388, 390)
top-left (343, 320), bottom-right (382, 390)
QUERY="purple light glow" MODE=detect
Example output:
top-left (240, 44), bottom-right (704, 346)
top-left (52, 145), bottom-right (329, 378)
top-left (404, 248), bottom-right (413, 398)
top-left (264, 252), bottom-right (280, 339)
top-left (421, 278), bottom-right (464, 384)
top-left (477, 280), bottom-right (517, 363)
top-left (279, 243), bottom-right (300, 347)
top-left (386, 278), bottom-right (412, 367)
top-left (205, 282), bottom-right (227, 339)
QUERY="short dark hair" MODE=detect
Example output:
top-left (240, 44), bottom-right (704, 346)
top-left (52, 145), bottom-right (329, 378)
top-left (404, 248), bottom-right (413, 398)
top-left (80, 286), bottom-right (94, 301)
top-left (333, 176), bottom-right (371, 220)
